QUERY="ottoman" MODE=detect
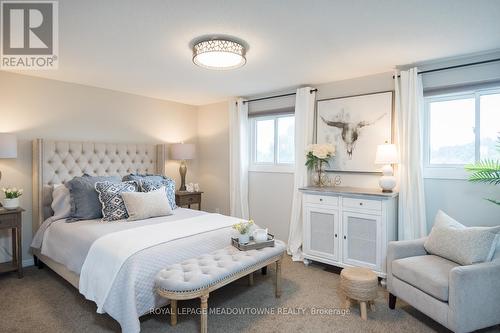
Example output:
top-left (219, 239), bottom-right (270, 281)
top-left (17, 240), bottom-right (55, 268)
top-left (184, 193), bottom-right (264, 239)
top-left (340, 267), bottom-right (378, 320)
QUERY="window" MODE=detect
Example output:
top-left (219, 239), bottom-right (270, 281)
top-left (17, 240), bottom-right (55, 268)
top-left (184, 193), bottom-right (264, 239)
top-left (250, 114), bottom-right (295, 172)
top-left (424, 88), bottom-right (500, 179)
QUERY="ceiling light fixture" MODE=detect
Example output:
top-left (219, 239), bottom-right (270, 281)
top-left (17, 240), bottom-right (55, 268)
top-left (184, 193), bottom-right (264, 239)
top-left (192, 39), bottom-right (246, 70)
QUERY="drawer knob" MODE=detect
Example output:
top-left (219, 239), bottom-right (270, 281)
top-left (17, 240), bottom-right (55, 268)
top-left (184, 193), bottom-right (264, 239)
top-left (334, 233), bottom-right (337, 238)
top-left (359, 202), bottom-right (363, 206)
top-left (343, 235), bottom-right (347, 239)
top-left (319, 198), bottom-right (323, 202)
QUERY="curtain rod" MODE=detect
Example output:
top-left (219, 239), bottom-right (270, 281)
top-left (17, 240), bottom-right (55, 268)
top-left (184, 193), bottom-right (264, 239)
top-left (237, 88), bottom-right (318, 105)
top-left (392, 58), bottom-right (500, 79)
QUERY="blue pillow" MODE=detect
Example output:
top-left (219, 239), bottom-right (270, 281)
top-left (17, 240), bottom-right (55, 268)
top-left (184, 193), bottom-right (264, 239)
top-left (140, 178), bottom-right (177, 209)
top-left (65, 174), bottom-right (120, 221)
top-left (95, 181), bottom-right (139, 221)
top-left (122, 173), bottom-right (167, 183)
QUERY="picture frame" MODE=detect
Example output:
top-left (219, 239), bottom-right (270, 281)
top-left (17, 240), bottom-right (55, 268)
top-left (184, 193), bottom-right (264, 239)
top-left (315, 91), bottom-right (394, 173)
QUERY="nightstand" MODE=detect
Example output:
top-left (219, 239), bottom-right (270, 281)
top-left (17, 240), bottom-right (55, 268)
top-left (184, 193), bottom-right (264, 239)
top-left (0, 207), bottom-right (24, 278)
top-left (175, 191), bottom-right (203, 210)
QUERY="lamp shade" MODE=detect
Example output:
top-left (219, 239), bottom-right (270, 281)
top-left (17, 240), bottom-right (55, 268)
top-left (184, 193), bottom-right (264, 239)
top-left (375, 143), bottom-right (398, 164)
top-left (170, 143), bottom-right (195, 160)
top-left (0, 133), bottom-right (17, 159)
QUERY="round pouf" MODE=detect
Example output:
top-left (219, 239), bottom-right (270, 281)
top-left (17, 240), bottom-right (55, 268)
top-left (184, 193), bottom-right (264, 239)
top-left (340, 267), bottom-right (378, 320)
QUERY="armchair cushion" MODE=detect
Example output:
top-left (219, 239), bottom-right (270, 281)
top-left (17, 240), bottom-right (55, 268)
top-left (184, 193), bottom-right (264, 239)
top-left (424, 210), bottom-right (500, 265)
top-left (392, 254), bottom-right (460, 301)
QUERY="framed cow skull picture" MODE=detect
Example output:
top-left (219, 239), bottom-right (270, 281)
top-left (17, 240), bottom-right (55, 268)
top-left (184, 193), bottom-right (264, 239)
top-left (316, 91), bottom-right (393, 173)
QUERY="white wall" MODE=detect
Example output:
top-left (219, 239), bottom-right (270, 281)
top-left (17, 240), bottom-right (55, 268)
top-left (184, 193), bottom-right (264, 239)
top-left (196, 101), bottom-right (230, 215)
top-left (0, 71), bottom-right (199, 264)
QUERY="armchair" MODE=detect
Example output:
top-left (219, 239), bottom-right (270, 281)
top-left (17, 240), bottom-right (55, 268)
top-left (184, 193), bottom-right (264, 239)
top-left (387, 238), bottom-right (500, 333)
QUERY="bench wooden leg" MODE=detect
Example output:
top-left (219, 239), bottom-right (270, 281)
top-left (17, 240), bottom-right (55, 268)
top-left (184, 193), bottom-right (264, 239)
top-left (360, 301), bottom-right (367, 320)
top-left (170, 299), bottom-right (177, 326)
top-left (200, 294), bottom-right (209, 333)
top-left (275, 259), bottom-right (282, 298)
top-left (261, 266), bottom-right (267, 275)
top-left (248, 272), bottom-right (254, 286)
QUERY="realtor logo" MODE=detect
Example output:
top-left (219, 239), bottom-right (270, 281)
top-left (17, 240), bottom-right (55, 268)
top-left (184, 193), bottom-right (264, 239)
top-left (1, 1), bottom-right (58, 69)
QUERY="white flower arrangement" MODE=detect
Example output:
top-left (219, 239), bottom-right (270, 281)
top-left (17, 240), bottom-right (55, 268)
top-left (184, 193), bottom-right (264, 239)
top-left (2, 187), bottom-right (23, 199)
top-left (305, 143), bottom-right (336, 169)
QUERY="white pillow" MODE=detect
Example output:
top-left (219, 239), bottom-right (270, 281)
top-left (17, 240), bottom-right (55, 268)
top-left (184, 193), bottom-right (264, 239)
top-left (424, 210), bottom-right (500, 265)
top-left (121, 187), bottom-right (172, 221)
top-left (51, 184), bottom-right (71, 221)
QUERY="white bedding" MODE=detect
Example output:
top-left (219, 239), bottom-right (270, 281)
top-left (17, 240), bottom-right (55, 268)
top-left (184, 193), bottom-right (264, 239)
top-left (80, 213), bottom-right (239, 313)
top-left (38, 208), bottom-right (206, 274)
top-left (32, 208), bottom-right (242, 333)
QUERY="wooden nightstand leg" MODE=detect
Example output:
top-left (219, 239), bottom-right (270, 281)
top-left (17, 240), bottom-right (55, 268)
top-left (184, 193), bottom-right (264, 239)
top-left (11, 227), bottom-right (17, 266)
top-left (16, 227), bottom-right (23, 278)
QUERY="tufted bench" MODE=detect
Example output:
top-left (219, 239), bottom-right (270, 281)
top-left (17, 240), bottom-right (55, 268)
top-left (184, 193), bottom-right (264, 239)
top-left (155, 241), bottom-right (286, 333)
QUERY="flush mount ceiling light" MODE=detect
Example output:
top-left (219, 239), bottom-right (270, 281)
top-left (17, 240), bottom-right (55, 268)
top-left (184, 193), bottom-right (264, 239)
top-left (192, 39), bottom-right (246, 70)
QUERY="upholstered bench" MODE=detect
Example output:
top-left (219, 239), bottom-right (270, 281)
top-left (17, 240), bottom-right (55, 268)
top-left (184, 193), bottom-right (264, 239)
top-left (155, 241), bottom-right (286, 333)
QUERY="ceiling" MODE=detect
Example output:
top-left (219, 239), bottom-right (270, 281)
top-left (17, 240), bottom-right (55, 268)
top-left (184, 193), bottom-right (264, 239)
top-left (8, 0), bottom-right (500, 105)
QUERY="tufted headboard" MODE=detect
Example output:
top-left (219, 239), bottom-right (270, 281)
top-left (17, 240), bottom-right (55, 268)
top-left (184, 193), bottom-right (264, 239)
top-left (32, 139), bottom-right (167, 232)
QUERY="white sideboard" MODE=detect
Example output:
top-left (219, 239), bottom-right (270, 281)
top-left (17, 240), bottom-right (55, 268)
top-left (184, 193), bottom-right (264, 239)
top-left (299, 186), bottom-right (398, 279)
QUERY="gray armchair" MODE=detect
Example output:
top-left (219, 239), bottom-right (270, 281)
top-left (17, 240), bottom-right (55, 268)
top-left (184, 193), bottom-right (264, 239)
top-left (387, 238), bottom-right (500, 333)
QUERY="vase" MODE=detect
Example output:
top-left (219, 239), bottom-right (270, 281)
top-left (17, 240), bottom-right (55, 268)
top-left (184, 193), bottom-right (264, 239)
top-left (313, 161), bottom-right (329, 187)
top-left (2, 197), bottom-right (19, 210)
top-left (238, 233), bottom-right (250, 245)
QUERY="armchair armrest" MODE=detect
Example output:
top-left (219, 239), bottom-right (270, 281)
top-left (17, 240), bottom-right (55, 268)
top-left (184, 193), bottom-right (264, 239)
top-left (448, 260), bottom-right (500, 332)
top-left (386, 238), bottom-right (427, 291)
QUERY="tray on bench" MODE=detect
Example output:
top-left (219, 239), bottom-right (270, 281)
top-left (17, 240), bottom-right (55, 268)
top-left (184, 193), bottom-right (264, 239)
top-left (231, 233), bottom-right (275, 251)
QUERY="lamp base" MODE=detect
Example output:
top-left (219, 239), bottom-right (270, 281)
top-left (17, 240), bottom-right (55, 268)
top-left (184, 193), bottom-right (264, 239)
top-left (379, 164), bottom-right (396, 193)
top-left (179, 160), bottom-right (187, 191)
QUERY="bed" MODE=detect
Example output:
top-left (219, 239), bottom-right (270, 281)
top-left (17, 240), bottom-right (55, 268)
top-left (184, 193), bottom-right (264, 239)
top-left (30, 139), bottom-right (240, 333)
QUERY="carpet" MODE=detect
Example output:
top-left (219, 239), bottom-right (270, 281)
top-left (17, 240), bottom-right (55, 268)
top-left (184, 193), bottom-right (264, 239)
top-left (1, 256), bottom-right (499, 333)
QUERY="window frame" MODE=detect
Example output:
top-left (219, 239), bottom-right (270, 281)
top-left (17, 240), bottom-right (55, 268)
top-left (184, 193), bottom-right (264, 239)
top-left (249, 113), bottom-right (295, 173)
top-left (423, 87), bottom-right (500, 179)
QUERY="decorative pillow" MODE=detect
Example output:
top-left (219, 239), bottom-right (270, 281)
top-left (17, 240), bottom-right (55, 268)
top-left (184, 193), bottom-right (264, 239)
top-left (121, 187), bottom-right (172, 221)
top-left (424, 210), bottom-right (500, 265)
top-left (140, 178), bottom-right (177, 209)
top-left (51, 184), bottom-right (71, 221)
top-left (95, 181), bottom-right (138, 221)
top-left (122, 173), bottom-right (167, 183)
top-left (66, 174), bottom-right (121, 221)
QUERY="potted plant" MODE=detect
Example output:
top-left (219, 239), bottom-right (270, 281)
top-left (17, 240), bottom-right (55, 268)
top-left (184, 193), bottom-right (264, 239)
top-left (465, 135), bottom-right (500, 205)
top-left (2, 187), bottom-right (23, 210)
top-left (305, 143), bottom-right (336, 186)
top-left (232, 219), bottom-right (254, 244)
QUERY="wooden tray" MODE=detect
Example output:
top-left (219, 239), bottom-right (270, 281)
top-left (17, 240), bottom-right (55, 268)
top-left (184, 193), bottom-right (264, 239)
top-left (231, 233), bottom-right (275, 251)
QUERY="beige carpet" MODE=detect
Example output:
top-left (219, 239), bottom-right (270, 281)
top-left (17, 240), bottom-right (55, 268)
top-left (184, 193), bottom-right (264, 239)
top-left (1, 257), bottom-right (499, 333)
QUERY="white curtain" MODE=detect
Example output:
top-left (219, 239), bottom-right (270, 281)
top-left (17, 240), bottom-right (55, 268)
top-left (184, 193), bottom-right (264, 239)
top-left (287, 87), bottom-right (316, 261)
top-left (395, 68), bottom-right (427, 240)
top-left (229, 98), bottom-right (249, 219)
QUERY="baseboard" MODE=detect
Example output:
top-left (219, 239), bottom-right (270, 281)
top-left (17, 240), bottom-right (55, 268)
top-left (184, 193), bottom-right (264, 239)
top-left (23, 258), bottom-right (34, 267)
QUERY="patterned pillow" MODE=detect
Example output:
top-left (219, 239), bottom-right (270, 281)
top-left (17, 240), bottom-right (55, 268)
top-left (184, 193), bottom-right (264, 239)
top-left (95, 181), bottom-right (138, 221)
top-left (122, 173), bottom-right (166, 183)
top-left (140, 178), bottom-right (177, 209)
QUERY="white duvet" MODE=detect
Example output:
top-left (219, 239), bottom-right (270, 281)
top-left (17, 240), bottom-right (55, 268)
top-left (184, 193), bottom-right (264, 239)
top-left (80, 213), bottom-right (239, 313)
top-left (32, 208), bottom-right (243, 333)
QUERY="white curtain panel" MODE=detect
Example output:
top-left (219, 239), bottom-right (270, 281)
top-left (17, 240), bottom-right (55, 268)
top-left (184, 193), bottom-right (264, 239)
top-left (229, 98), bottom-right (250, 219)
top-left (287, 87), bottom-right (316, 261)
top-left (395, 68), bottom-right (427, 240)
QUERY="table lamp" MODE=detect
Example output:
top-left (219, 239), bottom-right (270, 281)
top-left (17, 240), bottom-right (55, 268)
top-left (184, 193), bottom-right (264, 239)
top-left (375, 143), bottom-right (398, 193)
top-left (170, 143), bottom-right (195, 191)
top-left (0, 133), bottom-right (17, 182)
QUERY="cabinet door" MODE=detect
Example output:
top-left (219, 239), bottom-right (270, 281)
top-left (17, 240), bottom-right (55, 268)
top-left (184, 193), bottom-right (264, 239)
top-left (303, 206), bottom-right (339, 261)
top-left (342, 211), bottom-right (381, 271)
